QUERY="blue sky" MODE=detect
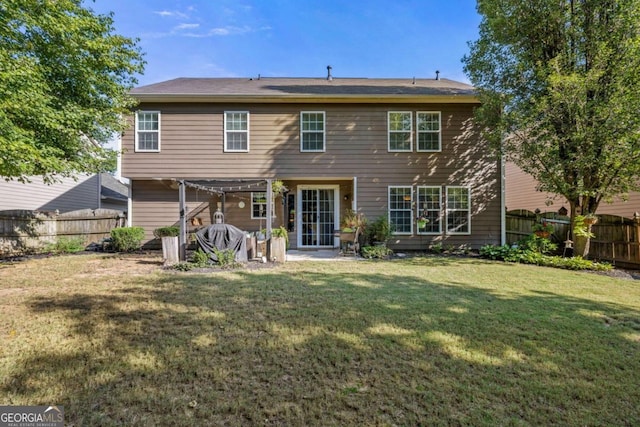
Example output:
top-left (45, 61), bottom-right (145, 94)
top-left (89, 0), bottom-right (481, 87)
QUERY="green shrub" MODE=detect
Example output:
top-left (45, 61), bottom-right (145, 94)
top-left (518, 234), bottom-right (558, 254)
top-left (479, 244), bottom-right (611, 271)
top-left (479, 244), bottom-right (512, 260)
top-left (429, 242), bottom-right (444, 254)
top-left (47, 236), bottom-right (86, 254)
top-left (361, 244), bottom-right (393, 259)
top-left (110, 227), bottom-right (145, 252)
top-left (191, 248), bottom-right (210, 267)
top-left (365, 216), bottom-right (393, 245)
top-left (153, 226), bottom-right (179, 238)
top-left (173, 262), bottom-right (193, 271)
top-left (213, 247), bottom-right (239, 268)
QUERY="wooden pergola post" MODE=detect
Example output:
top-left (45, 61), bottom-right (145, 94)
top-left (178, 180), bottom-right (187, 261)
top-left (266, 178), bottom-right (273, 261)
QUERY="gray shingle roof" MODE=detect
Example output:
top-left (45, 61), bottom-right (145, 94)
top-left (131, 77), bottom-right (476, 98)
top-left (100, 173), bottom-right (128, 202)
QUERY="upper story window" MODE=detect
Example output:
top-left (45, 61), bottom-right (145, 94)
top-left (446, 186), bottom-right (471, 234)
top-left (388, 112), bottom-right (412, 152)
top-left (301, 111), bottom-right (325, 152)
top-left (224, 111), bottom-right (249, 152)
top-left (388, 186), bottom-right (413, 234)
top-left (417, 112), bottom-right (441, 152)
top-left (135, 111), bottom-right (160, 152)
top-left (251, 192), bottom-right (267, 219)
top-left (417, 186), bottom-right (442, 234)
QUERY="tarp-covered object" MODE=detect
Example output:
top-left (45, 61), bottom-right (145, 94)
top-left (195, 224), bottom-right (248, 263)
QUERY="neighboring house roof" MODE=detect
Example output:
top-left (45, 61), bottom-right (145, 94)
top-left (100, 173), bottom-right (128, 203)
top-left (131, 77), bottom-right (478, 103)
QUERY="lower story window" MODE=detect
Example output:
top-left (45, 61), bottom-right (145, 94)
top-left (446, 187), bottom-right (470, 234)
top-left (389, 186), bottom-right (412, 234)
top-left (251, 192), bottom-right (267, 219)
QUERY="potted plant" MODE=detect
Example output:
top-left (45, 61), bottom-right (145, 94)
top-left (340, 209), bottom-right (366, 233)
top-left (270, 226), bottom-right (288, 262)
top-left (583, 213), bottom-right (598, 226)
top-left (532, 221), bottom-right (554, 238)
top-left (417, 215), bottom-right (430, 230)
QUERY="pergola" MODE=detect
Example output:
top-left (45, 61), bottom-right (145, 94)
top-left (175, 178), bottom-right (275, 260)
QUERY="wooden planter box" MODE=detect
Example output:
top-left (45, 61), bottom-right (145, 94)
top-left (161, 236), bottom-right (179, 266)
top-left (270, 236), bottom-right (286, 263)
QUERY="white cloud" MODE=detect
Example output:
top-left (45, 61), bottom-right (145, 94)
top-left (206, 25), bottom-right (270, 37)
top-left (175, 23), bottom-right (200, 31)
top-left (154, 10), bottom-right (189, 19)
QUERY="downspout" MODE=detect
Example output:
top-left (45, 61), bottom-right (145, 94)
top-left (352, 176), bottom-right (358, 211)
top-left (500, 144), bottom-right (506, 246)
top-left (127, 181), bottom-right (132, 226)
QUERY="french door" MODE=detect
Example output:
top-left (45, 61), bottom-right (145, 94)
top-left (298, 186), bottom-right (339, 248)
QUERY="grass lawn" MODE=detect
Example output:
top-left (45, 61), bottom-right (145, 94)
top-left (1, 253), bottom-right (639, 426)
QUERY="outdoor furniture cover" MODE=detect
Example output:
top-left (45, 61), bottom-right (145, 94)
top-left (195, 223), bottom-right (248, 263)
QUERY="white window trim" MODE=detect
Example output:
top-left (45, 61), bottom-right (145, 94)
top-left (300, 111), bottom-right (326, 152)
top-left (416, 111), bottom-right (442, 152)
top-left (387, 111), bottom-right (413, 152)
top-left (251, 192), bottom-right (267, 219)
top-left (446, 186), bottom-right (471, 235)
top-left (388, 186), bottom-right (413, 235)
top-left (134, 110), bottom-right (161, 153)
top-left (224, 111), bottom-right (250, 153)
top-left (416, 186), bottom-right (442, 235)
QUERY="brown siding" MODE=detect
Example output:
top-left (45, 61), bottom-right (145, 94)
top-left (124, 103), bottom-right (481, 179)
top-left (506, 162), bottom-right (640, 217)
top-left (125, 102), bottom-right (502, 250)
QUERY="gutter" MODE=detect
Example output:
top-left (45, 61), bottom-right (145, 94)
top-left (130, 94), bottom-right (481, 104)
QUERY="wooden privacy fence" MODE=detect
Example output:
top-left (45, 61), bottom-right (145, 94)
top-left (0, 209), bottom-right (126, 255)
top-left (589, 214), bottom-right (640, 268)
top-left (506, 209), bottom-right (570, 246)
top-left (506, 209), bottom-right (640, 268)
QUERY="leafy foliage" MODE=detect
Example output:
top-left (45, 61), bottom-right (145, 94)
top-left (46, 236), bottom-right (86, 254)
top-left (463, 0), bottom-right (640, 232)
top-left (173, 262), bottom-right (193, 272)
top-left (479, 243), bottom-right (611, 271)
top-left (153, 226), bottom-right (180, 238)
top-left (0, 0), bottom-right (145, 181)
top-left (271, 226), bottom-right (289, 248)
top-left (361, 244), bottom-right (393, 259)
top-left (365, 216), bottom-right (393, 245)
top-left (212, 248), bottom-right (239, 269)
top-left (191, 248), bottom-right (210, 267)
top-left (110, 227), bottom-right (145, 252)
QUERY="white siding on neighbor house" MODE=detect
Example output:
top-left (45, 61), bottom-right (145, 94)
top-left (0, 175), bottom-right (99, 213)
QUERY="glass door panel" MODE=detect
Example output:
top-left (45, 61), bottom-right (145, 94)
top-left (300, 188), bottom-right (335, 247)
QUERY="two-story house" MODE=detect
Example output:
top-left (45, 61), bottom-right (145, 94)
top-left (122, 75), bottom-right (503, 251)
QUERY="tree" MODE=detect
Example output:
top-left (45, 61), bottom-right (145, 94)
top-left (0, 0), bottom-right (144, 182)
top-left (463, 0), bottom-right (640, 255)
